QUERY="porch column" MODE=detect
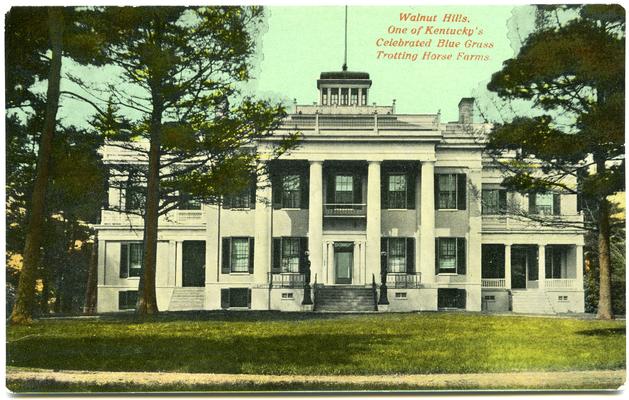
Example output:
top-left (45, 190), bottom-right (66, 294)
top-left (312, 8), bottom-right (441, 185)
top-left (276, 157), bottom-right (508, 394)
top-left (366, 161), bottom-right (382, 282)
top-left (504, 244), bottom-right (512, 289)
top-left (254, 173), bottom-right (272, 284)
top-left (538, 244), bottom-right (546, 289)
top-left (420, 161), bottom-right (436, 283)
top-left (308, 161), bottom-right (323, 284)
top-left (175, 241), bottom-right (183, 287)
top-left (168, 240), bottom-right (177, 286)
top-left (576, 244), bottom-right (584, 290)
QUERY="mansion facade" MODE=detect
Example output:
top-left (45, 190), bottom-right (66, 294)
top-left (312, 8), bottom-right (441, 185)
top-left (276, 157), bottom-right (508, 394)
top-left (95, 69), bottom-right (585, 314)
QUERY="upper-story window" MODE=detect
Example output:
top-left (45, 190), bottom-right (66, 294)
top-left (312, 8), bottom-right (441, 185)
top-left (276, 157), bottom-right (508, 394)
top-left (529, 192), bottom-right (561, 215)
top-left (282, 175), bottom-right (301, 208)
top-left (361, 90), bottom-right (367, 105)
top-left (125, 172), bottom-right (145, 211)
top-left (335, 175), bottom-right (354, 203)
top-left (179, 191), bottom-right (202, 210)
top-left (321, 91), bottom-right (328, 105)
top-left (272, 170), bottom-right (308, 209)
top-left (435, 173), bottom-right (466, 210)
top-left (481, 188), bottom-right (507, 215)
top-left (120, 242), bottom-right (143, 278)
top-left (388, 174), bottom-right (407, 209)
top-left (330, 90), bottom-right (339, 105)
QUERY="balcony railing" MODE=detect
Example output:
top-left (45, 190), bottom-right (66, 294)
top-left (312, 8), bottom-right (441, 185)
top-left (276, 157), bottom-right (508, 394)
top-left (324, 203), bottom-right (366, 217)
top-left (100, 209), bottom-right (206, 225)
top-left (269, 273), bottom-right (306, 288)
top-left (386, 273), bottom-right (422, 289)
top-left (481, 278), bottom-right (506, 288)
top-left (545, 279), bottom-right (579, 289)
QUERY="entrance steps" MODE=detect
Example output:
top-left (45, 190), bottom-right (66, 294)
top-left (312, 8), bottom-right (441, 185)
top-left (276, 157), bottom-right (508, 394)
top-left (315, 286), bottom-right (376, 312)
top-left (168, 287), bottom-right (205, 311)
top-left (511, 289), bottom-right (555, 314)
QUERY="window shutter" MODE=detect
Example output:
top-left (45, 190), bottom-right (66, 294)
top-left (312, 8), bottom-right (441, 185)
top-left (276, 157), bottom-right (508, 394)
top-left (353, 175), bottom-right (362, 204)
top-left (545, 247), bottom-right (553, 279)
top-left (221, 288), bottom-right (230, 309)
top-left (457, 174), bottom-right (467, 210)
top-left (248, 238), bottom-right (255, 274)
top-left (272, 175), bottom-right (282, 209)
top-left (527, 247), bottom-right (538, 281)
top-left (249, 176), bottom-right (257, 209)
top-left (406, 172), bottom-right (416, 209)
top-left (120, 243), bottom-right (129, 278)
top-left (247, 288), bottom-right (252, 309)
top-left (553, 193), bottom-right (561, 215)
top-left (577, 193), bottom-right (583, 212)
top-left (221, 238), bottom-right (231, 274)
top-left (457, 238), bottom-right (466, 275)
top-left (118, 291), bottom-right (125, 309)
top-left (299, 237), bottom-right (309, 273)
top-left (271, 238), bottom-right (282, 274)
top-left (380, 237), bottom-right (388, 273)
top-left (435, 238), bottom-right (440, 274)
top-left (300, 172), bottom-right (309, 209)
top-left (434, 174), bottom-right (440, 209)
top-left (326, 174), bottom-right (335, 204)
top-left (381, 173), bottom-right (389, 209)
top-left (499, 190), bottom-right (507, 213)
top-left (528, 193), bottom-right (537, 214)
top-left (406, 237), bottom-right (415, 274)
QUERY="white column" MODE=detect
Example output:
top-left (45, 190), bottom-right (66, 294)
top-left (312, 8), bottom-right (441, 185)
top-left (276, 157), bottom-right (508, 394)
top-left (308, 161), bottom-right (324, 284)
top-left (505, 244), bottom-right (512, 289)
top-left (576, 244), bottom-right (584, 289)
top-left (538, 244), bottom-right (546, 289)
top-left (168, 240), bottom-right (177, 286)
top-left (420, 161), bottom-right (435, 283)
top-left (366, 161), bottom-right (382, 282)
top-left (175, 241), bottom-right (183, 287)
top-left (254, 174), bottom-right (272, 284)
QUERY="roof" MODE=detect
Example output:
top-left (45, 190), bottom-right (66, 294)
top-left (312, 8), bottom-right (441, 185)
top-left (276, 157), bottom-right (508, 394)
top-left (319, 71), bottom-right (370, 80)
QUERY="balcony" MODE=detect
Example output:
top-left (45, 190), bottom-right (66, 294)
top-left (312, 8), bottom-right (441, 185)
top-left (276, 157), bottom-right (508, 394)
top-left (482, 214), bottom-right (584, 232)
top-left (324, 203), bottom-right (366, 218)
top-left (269, 273), bottom-right (306, 288)
top-left (100, 209), bottom-right (206, 226)
top-left (545, 279), bottom-right (579, 289)
top-left (481, 278), bottom-right (506, 288)
top-left (386, 273), bottom-right (422, 289)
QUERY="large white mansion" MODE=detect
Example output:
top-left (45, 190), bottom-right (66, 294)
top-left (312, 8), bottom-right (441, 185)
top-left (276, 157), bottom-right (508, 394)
top-left (95, 68), bottom-right (585, 314)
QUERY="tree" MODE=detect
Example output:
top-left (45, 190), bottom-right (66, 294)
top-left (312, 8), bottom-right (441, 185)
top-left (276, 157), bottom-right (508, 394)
top-left (484, 5), bottom-right (624, 319)
top-left (6, 7), bottom-right (107, 323)
top-left (77, 6), bottom-right (297, 316)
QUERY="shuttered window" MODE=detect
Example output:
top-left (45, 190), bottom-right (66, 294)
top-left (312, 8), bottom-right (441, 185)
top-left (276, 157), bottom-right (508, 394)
top-left (388, 174), bottom-right (407, 209)
top-left (281, 238), bottom-right (300, 273)
top-left (118, 290), bottom-right (138, 310)
top-left (482, 189), bottom-right (507, 214)
top-left (120, 242), bottom-right (143, 278)
top-left (221, 288), bottom-right (251, 309)
top-left (335, 175), bottom-right (354, 204)
top-left (435, 173), bottom-right (467, 210)
top-left (221, 237), bottom-right (254, 274)
top-left (436, 237), bottom-right (466, 275)
top-left (282, 175), bottom-right (301, 208)
top-left (388, 238), bottom-right (406, 273)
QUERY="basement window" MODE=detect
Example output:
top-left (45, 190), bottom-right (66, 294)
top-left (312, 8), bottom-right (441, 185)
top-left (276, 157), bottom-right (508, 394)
top-left (395, 292), bottom-right (407, 299)
top-left (558, 295), bottom-right (568, 302)
top-left (281, 292), bottom-right (294, 300)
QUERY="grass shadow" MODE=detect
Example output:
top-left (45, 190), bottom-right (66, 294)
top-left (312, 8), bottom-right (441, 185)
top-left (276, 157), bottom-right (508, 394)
top-left (575, 327), bottom-right (626, 336)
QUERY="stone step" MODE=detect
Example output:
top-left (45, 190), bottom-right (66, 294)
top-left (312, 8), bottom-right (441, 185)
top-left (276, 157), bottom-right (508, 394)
top-left (168, 288), bottom-right (205, 311)
top-left (315, 286), bottom-right (376, 312)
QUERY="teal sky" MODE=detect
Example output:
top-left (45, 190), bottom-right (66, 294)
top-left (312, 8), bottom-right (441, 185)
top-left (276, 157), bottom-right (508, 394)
top-left (249, 5), bottom-right (527, 122)
top-left (56, 5), bottom-right (533, 126)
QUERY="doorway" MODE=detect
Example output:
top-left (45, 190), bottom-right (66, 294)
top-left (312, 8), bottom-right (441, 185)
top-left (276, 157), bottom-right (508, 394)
top-left (182, 241), bottom-right (206, 287)
top-left (333, 242), bottom-right (354, 284)
top-left (511, 247), bottom-right (528, 289)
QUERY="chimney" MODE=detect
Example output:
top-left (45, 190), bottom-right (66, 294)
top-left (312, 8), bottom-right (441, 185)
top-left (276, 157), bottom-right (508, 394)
top-left (458, 97), bottom-right (475, 124)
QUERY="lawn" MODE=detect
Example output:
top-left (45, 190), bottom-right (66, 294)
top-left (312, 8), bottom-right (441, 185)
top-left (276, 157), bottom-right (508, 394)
top-left (6, 312), bottom-right (626, 376)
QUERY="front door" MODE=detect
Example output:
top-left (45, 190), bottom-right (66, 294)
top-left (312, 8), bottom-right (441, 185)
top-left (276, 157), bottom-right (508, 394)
top-left (182, 241), bottom-right (206, 287)
top-left (334, 242), bottom-right (353, 284)
top-left (511, 247), bottom-right (527, 289)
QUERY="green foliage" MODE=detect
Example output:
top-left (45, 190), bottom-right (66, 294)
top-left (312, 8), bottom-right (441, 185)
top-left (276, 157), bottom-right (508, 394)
top-left (7, 313), bottom-right (626, 375)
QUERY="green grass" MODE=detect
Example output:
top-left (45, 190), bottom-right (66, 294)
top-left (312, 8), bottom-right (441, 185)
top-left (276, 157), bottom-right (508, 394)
top-left (7, 312), bottom-right (626, 376)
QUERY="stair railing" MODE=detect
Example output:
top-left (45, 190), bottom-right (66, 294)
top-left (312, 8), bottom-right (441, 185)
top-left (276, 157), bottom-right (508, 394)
top-left (371, 274), bottom-right (379, 311)
top-left (313, 273), bottom-right (318, 311)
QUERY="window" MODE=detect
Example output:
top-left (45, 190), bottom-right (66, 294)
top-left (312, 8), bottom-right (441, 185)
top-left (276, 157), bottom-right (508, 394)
top-left (381, 237), bottom-right (415, 274)
top-left (282, 175), bottom-right (301, 208)
top-left (281, 238), bottom-right (300, 273)
top-left (395, 292), bottom-right (407, 299)
top-left (179, 192), bottom-right (202, 210)
top-left (361, 90), bottom-right (367, 105)
top-left (221, 288), bottom-right (251, 308)
top-left (331, 91), bottom-right (339, 105)
top-left (221, 237), bottom-right (254, 274)
top-left (481, 244), bottom-right (505, 279)
top-left (529, 192), bottom-right (561, 215)
top-left (322, 92), bottom-right (328, 105)
top-left (120, 242), bottom-right (143, 278)
top-left (484, 295), bottom-right (496, 301)
top-left (388, 238), bottom-right (407, 273)
top-left (341, 88), bottom-right (349, 105)
top-left (545, 246), bottom-right (564, 279)
top-left (118, 290), bottom-right (138, 310)
top-left (436, 237), bottom-right (466, 274)
top-left (558, 295), bottom-right (568, 302)
top-left (281, 292), bottom-right (294, 300)
top-left (272, 237), bottom-right (308, 274)
top-left (482, 189), bottom-right (507, 214)
top-left (335, 175), bottom-right (354, 203)
top-left (436, 173), bottom-right (466, 210)
top-left (388, 174), bottom-right (407, 209)
top-left (350, 89), bottom-right (358, 105)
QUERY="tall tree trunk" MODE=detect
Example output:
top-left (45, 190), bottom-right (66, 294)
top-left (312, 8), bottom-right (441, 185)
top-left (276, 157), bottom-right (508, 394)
top-left (83, 238), bottom-right (99, 315)
top-left (9, 8), bottom-right (64, 325)
top-left (596, 196), bottom-right (614, 319)
top-left (136, 94), bottom-right (162, 316)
